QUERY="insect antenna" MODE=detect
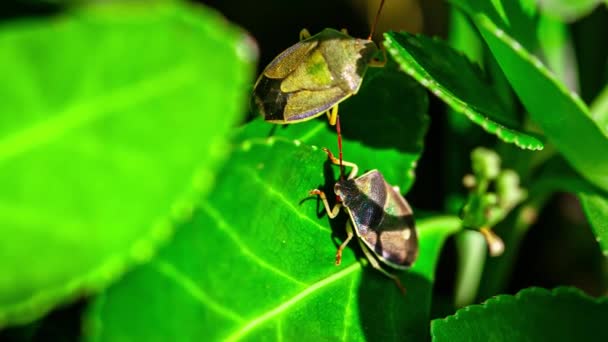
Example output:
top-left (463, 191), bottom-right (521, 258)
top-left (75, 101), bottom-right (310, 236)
top-left (336, 115), bottom-right (345, 180)
top-left (367, 0), bottom-right (386, 41)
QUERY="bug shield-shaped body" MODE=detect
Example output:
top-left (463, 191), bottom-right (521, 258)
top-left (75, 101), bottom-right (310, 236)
top-left (335, 170), bottom-right (419, 269)
top-left (251, 28), bottom-right (377, 123)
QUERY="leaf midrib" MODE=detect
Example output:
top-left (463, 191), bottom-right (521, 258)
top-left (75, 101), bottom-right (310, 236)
top-left (224, 263), bottom-right (361, 342)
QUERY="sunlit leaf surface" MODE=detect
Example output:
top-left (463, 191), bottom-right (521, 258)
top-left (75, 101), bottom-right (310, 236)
top-left (84, 137), bottom-right (462, 341)
top-left (0, 2), bottom-right (255, 327)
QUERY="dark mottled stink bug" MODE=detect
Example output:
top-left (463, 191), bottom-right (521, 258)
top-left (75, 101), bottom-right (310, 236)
top-left (310, 148), bottom-right (418, 292)
top-left (250, 0), bottom-right (387, 126)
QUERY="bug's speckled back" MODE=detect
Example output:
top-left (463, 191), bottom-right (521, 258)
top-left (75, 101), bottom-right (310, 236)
top-left (250, 28), bottom-right (377, 124)
top-left (339, 170), bottom-right (418, 269)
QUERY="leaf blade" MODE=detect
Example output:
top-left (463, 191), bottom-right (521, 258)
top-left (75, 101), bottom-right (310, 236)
top-left (0, 2), bottom-right (255, 327)
top-left (84, 137), bottom-right (461, 341)
top-left (455, 2), bottom-right (608, 192)
top-left (432, 287), bottom-right (608, 341)
top-left (384, 31), bottom-right (544, 150)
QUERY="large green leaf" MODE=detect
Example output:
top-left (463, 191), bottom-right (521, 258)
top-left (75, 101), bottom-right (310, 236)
top-left (465, 11), bottom-right (608, 192)
top-left (241, 60), bottom-right (429, 192)
top-left (432, 287), bottom-right (608, 341)
top-left (384, 31), bottom-right (544, 150)
top-left (0, 2), bottom-right (255, 327)
top-left (84, 138), bottom-right (462, 341)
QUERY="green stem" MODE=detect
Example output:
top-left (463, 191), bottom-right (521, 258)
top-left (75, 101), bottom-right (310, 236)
top-left (454, 230), bottom-right (487, 308)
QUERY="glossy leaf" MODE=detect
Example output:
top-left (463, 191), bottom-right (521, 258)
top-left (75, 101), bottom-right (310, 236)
top-left (84, 138), bottom-right (462, 341)
top-left (0, 2), bottom-right (256, 327)
top-left (463, 9), bottom-right (608, 192)
top-left (432, 287), bottom-right (608, 341)
top-left (242, 60), bottom-right (430, 193)
top-left (384, 31), bottom-right (544, 150)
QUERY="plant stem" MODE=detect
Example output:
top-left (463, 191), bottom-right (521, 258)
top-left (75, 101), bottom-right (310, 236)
top-left (454, 230), bottom-right (487, 307)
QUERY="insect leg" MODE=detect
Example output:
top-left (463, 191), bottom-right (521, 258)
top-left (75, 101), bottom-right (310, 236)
top-left (309, 189), bottom-right (342, 218)
top-left (357, 238), bottom-right (406, 294)
top-left (299, 28), bottom-right (311, 40)
top-left (321, 148), bottom-right (359, 179)
top-left (326, 104), bottom-right (339, 125)
top-left (335, 220), bottom-right (355, 265)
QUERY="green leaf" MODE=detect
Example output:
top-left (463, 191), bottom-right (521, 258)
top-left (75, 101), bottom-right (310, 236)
top-left (384, 31), bottom-right (544, 150)
top-left (591, 84), bottom-right (608, 134)
top-left (449, 0), bottom-right (541, 64)
top-left (469, 12), bottom-right (608, 192)
top-left (537, 0), bottom-right (604, 21)
top-left (580, 193), bottom-right (608, 256)
top-left (0, 2), bottom-right (255, 327)
top-left (241, 60), bottom-right (430, 193)
top-left (432, 287), bottom-right (608, 341)
top-left (84, 138), bottom-right (462, 341)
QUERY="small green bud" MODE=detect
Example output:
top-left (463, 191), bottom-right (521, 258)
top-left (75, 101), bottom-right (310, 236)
top-left (497, 170), bottom-right (527, 209)
top-left (471, 147), bottom-right (500, 180)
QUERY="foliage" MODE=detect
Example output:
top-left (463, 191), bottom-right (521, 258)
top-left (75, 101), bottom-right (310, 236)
top-left (0, 0), bottom-right (607, 341)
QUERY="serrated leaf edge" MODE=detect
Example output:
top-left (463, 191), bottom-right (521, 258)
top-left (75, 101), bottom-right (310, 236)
top-left (431, 286), bottom-right (608, 339)
top-left (383, 32), bottom-right (544, 151)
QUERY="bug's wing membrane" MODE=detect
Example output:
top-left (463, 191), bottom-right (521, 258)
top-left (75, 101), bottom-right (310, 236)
top-left (321, 38), bottom-right (377, 92)
top-left (282, 87), bottom-right (347, 123)
top-left (263, 40), bottom-right (319, 79)
top-left (350, 171), bottom-right (418, 269)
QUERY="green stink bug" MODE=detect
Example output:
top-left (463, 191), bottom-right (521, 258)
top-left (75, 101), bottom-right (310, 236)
top-left (310, 148), bottom-right (418, 293)
top-left (251, 0), bottom-right (386, 126)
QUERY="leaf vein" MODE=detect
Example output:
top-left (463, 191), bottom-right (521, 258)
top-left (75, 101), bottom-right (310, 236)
top-left (152, 260), bottom-right (244, 323)
top-left (341, 275), bottom-right (357, 342)
top-left (201, 202), bottom-right (306, 286)
top-left (239, 166), bottom-right (331, 234)
top-left (297, 122), bottom-right (326, 142)
top-left (224, 263), bottom-right (361, 341)
top-left (0, 64), bottom-right (197, 163)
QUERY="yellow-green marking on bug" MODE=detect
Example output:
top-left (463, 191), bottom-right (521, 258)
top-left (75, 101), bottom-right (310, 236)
top-left (251, 0), bottom-right (388, 126)
top-left (310, 148), bottom-right (419, 293)
top-left (251, 28), bottom-right (379, 125)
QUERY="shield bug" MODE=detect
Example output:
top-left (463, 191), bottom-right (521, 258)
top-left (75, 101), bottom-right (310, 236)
top-left (310, 148), bottom-right (418, 292)
top-left (251, 0), bottom-right (387, 126)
